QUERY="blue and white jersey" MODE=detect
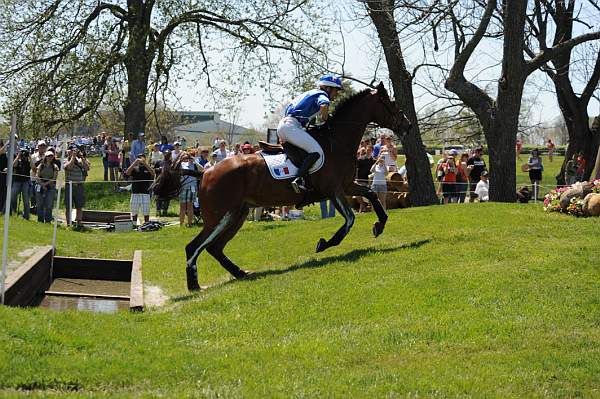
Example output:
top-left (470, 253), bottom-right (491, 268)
top-left (285, 89), bottom-right (330, 127)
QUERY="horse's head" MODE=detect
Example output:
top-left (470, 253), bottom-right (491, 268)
top-left (371, 82), bottom-right (412, 140)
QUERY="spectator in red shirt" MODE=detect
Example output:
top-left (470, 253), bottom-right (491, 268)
top-left (456, 153), bottom-right (469, 203)
top-left (441, 155), bottom-right (458, 204)
top-left (547, 139), bottom-right (555, 162)
top-left (516, 138), bottom-right (522, 161)
top-left (576, 152), bottom-right (586, 181)
top-left (106, 136), bottom-right (120, 181)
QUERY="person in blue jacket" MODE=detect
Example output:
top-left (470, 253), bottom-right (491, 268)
top-left (277, 75), bottom-right (343, 193)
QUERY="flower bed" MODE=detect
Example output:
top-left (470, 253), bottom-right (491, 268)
top-left (543, 180), bottom-right (600, 217)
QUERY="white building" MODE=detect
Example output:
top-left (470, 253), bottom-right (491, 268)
top-left (173, 111), bottom-right (249, 140)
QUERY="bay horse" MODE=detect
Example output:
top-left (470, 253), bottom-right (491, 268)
top-left (155, 82), bottom-right (411, 290)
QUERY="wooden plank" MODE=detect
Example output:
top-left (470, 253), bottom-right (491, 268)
top-left (44, 291), bottom-right (130, 300)
top-left (81, 210), bottom-right (131, 223)
top-left (53, 257), bottom-right (132, 281)
top-left (129, 250), bottom-right (144, 312)
top-left (4, 246), bottom-right (53, 306)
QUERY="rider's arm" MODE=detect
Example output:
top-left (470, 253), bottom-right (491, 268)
top-left (320, 104), bottom-right (329, 121)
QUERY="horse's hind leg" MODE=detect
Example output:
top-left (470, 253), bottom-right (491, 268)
top-left (316, 190), bottom-right (355, 253)
top-left (206, 204), bottom-right (251, 279)
top-left (185, 211), bottom-right (237, 290)
top-left (345, 181), bottom-right (388, 237)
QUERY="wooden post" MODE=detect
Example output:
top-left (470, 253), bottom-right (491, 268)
top-left (1, 115), bottom-right (17, 305)
top-left (129, 250), bottom-right (144, 311)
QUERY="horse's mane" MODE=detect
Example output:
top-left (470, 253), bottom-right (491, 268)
top-left (330, 88), bottom-right (372, 119)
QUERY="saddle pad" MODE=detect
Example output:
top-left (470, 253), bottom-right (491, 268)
top-left (260, 152), bottom-right (324, 180)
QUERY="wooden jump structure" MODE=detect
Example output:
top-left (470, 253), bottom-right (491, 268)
top-left (3, 246), bottom-right (143, 312)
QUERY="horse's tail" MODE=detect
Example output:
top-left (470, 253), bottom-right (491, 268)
top-left (152, 166), bottom-right (183, 200)
top-left (152, 166), bottom-right (205, 199)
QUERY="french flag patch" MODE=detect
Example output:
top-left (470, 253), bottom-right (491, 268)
top-left (274, 167), bottom-right (290, 176)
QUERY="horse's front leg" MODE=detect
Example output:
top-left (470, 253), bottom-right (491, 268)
top-left (345, 181), bottom-right (388, 237)
top-left (315, 190), bottom-right (355, 253)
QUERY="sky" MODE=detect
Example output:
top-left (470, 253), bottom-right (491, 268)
top-left (173, 2), bottom-right (600, 133)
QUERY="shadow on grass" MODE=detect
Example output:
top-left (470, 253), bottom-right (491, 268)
top-left (248, 239), bottom-right (431, 280)
top-left (170, 239), bottom-right (431, 303)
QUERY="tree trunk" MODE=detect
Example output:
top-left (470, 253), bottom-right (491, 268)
top-left (548, 1), bottom-right (600, 184)
top-left (485, 110), bottom-right (520, 201)
top-left (123, 0), bottom-right (154, 135)
top-left (592, 116), bottom-right (600, 180)
top-left (557, 108), bottom-right (598, 184)
top-left (446, 0), bottom-right (525, 202)
top-left (124, 65), bottom-right (150, 135)
top-left (367, 0), bottom-right (438, 206)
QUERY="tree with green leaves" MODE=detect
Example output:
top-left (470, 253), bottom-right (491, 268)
top-left (0, 0), bottom-right (328, 136)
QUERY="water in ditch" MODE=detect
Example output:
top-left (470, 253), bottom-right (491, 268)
top-left (37, 278), bottom-right (131, 313)
top-left (39, 295), bottom-right (129, 313)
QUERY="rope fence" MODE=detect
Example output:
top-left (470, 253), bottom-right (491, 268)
top-left (2, 168), bottom-right (579, 220)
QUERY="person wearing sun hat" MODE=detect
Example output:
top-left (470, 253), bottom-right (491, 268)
top-left (35, 150), bottom-right (59, 223)
top-left (195, 147), bottom-right (210, 167)
top-left (29, 140), bottom-right (48, 211)
top-left (241, 143), bottom-right (253, 154)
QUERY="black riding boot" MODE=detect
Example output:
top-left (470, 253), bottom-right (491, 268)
top-left (291, 152), bottom-right (320, 193)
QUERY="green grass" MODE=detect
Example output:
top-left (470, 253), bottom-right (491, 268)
top-left (1, 203), bottom-right (599, 397)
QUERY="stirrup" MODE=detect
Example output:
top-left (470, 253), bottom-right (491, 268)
top-left (291, 177), bottom-right (307, 193)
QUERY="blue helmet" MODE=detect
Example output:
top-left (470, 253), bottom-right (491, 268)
top-left (317, 75), bottom-right (343, 90)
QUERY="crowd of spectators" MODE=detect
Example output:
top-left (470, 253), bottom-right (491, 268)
top-left (0, 137), bottom-right (92, 225)
top-left (356, 133), bottom-right (492, 206)
top-left (2, 129), bottom-right (592, 227)
top-left (1, 131), bottom-right (262, 227)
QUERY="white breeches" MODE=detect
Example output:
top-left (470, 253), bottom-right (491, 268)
top-left (277, 117), bottom-right (324, 161)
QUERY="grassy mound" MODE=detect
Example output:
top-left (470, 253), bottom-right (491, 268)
top-left (0, 203), bottom-right (599, 397)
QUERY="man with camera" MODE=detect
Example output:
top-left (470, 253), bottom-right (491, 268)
top-left (10, 148), bottom-right (33, 219)
top-left (64, 145), bottom-right (90, 226)
top-left (29, 140), bottom-right (48, 214)
top-left (125, 153), bottom-right (155, 224)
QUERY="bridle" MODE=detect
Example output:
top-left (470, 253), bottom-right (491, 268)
top-left (377, 95), bottom-right (408, 138)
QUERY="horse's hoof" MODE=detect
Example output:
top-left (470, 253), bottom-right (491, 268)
top-left (186, 267), bottom-right (200, 290)
top-left (372, 221), bottom-right (385, 237)
top-left (187, 281), bottom-right (201, 291)
top-left (316, 238), bottom-right (327, 253)
top-left (235, 270), bottom-right (254, 280)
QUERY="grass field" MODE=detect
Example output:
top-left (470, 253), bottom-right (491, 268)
top-left (1, 202), bottom-right (599, 397)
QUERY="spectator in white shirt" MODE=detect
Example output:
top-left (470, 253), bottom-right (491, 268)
top-left (150, 143), bottom-right (164, 166)
top-left (212, 140), bottom-right (229, 163)
top-left (172, 142), bottom-right (182, 161)
top-left (370, 155), bottom-right (389, 210)
top-left (474, 171), bottom-right (489, 202)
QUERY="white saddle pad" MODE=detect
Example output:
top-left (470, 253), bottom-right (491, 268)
top-left (260, 152), bottom-right (324, 180)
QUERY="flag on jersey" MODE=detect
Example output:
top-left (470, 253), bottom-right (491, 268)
top-left (273, 166), bottom-right (291, 177)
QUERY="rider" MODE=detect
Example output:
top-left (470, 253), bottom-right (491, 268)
top-left (278, 74), bottom-right (343, 193)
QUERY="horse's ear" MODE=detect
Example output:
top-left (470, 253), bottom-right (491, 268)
top-left (377, 81), bottom-right (385, 92)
